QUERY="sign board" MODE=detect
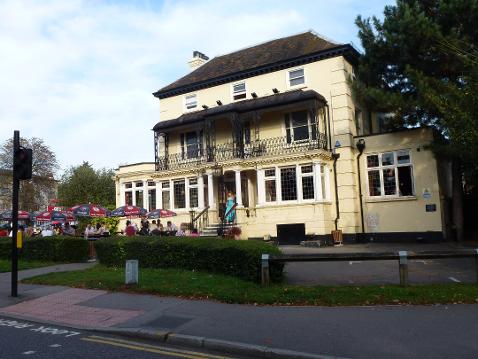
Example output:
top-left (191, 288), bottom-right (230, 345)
top-left (422, 188), bottom-right (432, 200)
top-left (425, 204), bottom-right (436, 212)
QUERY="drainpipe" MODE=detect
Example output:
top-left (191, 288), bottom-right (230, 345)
top-left (326, 105), bottom-right (332, 150)
top-left (356, 139), bottom-right (366, 240)
top-left (332, 150), bottom-right (340, 230)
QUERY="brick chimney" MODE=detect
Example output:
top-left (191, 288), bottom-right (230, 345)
top-left (188, 51), bottom-right (209, 70)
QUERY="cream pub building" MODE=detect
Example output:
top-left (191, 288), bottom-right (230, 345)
top-left (115, 31), bottom-right (451, 243)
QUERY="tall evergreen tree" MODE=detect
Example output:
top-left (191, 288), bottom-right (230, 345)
top-left (354, 0), bottom-right (478, 240)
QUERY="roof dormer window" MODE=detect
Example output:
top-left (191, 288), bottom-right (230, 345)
top-left (288, 68), bottom-right (305, 87)
top-left (185, 94), bottom-right (197, 110)
top-left (232, 82), bottom-right (247, 101)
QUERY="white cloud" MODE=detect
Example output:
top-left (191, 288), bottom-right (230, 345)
top-left (0, 0), bottom-right (392, 175)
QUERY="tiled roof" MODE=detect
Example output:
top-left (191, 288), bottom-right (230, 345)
top-left (153, 89), bottom-right (326, 131)
top-left (154, 31), bottom-right (356, 99)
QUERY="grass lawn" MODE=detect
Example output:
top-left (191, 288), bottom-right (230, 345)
top-left (0, 259), bottom-right (58, 273)
top-left (22, 265), bottom-right (478, 306)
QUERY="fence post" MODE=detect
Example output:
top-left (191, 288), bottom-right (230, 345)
top-left (475, 249), bottom-right (478, 284)
top-left (261, 254), bottom-right (270, 286)
top-left (399, 251), bottom-right (408, 286)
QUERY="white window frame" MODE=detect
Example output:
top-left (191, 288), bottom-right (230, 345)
top-left (184, 93), bottom-right (198, 111)
top-left (231, 82), bottom-right (247, 101)
top-left (283, 110), bottom-right (315, 144)
top-left (299, 164), bottom-right (315, 202)
top-left (264, 168), bottom-right (277, 203)
top-left (187, 177), bottom-right (199, 209)
top-left (287, 67), bottom-right (305, 88)
top-left (259, 163), bottom-right (330, 206)
top-left (180, 129), bottom-right (203, 160)
top-left (278, 166), bottom-right (298, 202)
top-left (366, 150), bottom-right (415, 199)
top-left (160, 180), bottom-right (171, 210)
top-left (173, 179), bottom-right (186, 210)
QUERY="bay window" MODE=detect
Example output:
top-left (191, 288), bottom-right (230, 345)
top-left (260, 163), bottom-right (329, 204)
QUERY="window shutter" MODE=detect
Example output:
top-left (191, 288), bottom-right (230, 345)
top-left (180, 133), bottom-right (185, 159)
top-left (285, 114), bottom-right (291, 144)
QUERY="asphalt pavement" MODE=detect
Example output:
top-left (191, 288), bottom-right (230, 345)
top-left (0, 316), bottom-right (245, 359)
top-left (0, 242), bottom-right (477, 358)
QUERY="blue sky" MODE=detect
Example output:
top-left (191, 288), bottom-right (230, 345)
top-left (0, 0), bottom-right (394, 174)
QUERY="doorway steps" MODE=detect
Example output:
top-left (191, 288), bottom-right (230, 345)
top-left (200, 222), bottom-right (240, 237)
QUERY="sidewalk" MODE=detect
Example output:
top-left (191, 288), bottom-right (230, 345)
top-left (0, 247), bottom-right (477, 358)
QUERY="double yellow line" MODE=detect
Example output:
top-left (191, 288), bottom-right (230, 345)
top-left (81, 335), bottom-right (234, 359)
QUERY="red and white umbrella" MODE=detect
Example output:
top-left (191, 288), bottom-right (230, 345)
top-left (146, 209), bottom-right (177, 219)
top-left (34, 210), bottom-right (75, 222)
top-left (0, 210), bottom-right (30, 221)
top-left (111, 205), bottom-right (147, 218)
top-left (69, 204), bottom-right (109, 217)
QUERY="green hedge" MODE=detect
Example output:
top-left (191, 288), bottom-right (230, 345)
top-left (95, 236), bottom-right (284, 283)
top-left (0, 236), bottom-right (88, 263)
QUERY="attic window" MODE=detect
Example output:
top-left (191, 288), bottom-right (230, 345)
top-left (185, 94), bottom-right (197, 110)
top-left (232, 82), bottom-right (246, 100)
top-left (288, 68), bottom-right (305, 87)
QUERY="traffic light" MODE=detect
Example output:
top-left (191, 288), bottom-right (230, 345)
top-left (13, 147), bottom-right (32, 180)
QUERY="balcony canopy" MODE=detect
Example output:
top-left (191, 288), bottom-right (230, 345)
top-left (153, 89), bottom-right (327, 132)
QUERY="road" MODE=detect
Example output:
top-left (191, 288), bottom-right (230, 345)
top-left (0, 316), bottom-right (242, 359)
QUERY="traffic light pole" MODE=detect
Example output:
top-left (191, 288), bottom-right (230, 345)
top-left (11, 131), bottom-right (19, 297)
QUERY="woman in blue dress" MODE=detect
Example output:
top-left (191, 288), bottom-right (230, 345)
top-left (224, 191), bottom-right (236, 223)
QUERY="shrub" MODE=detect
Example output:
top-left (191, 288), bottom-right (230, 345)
top-left (95, 236), bottom-right (283, 283)
top-left (0, 236), bottom-right (88, 263)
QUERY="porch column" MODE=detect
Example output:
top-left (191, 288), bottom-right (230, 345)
top-left (314, 162), bottom-right (323, 200)
top-left (198, 174), bottom-right (205, 209)
top-left (119, 183), bottom-right (125, 206)
top-left (155, 180), bottom-right (162, 210)
top-left (143, 180), bottom-right (149, 211)
top-left (207, 172), bottom-right (215, 209)
top-left (235, 170), bottom-right (243, 206)
top-left (132, 187), bottom-right (137, 206)
top-left (257, 169), bottom-right (265, 205)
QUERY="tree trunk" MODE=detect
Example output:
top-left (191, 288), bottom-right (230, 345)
top-left (452, 161), bottom-right (464, 242)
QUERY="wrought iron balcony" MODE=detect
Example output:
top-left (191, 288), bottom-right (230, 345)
top-left (156, 133), bottom-right (327, 171)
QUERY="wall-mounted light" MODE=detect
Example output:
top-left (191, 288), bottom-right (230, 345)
top-left (272, 88), bottom-right (279, 94)
top-left (216, 100), bottom-right (222, 106)
top-left (251, 92), bottom-right (257, 98)
top-left (356, 138), bottom-right (366, 153)
top-left (202, 105), bottom-right (209, 110)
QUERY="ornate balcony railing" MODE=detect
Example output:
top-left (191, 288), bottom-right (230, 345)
top-left (157, 133), bottom-right (327, 171)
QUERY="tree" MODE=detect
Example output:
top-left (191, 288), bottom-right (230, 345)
top-left (57, 162), bottom-right (115, 208)
top-left (353, 0), bottom-right (478, 240)
top-left (0, 137), bottom-right (58, 211)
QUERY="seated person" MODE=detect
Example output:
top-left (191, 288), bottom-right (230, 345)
top-left (124, 220), bottom-right (136, 237)
top-left (150, 220), bottom-right (163, 236)
top-left (175, 223), bottom-right (187, 236)
top-left (84, 224), bottom-right (96, 239)
top-left (41, 225), bottom-right (54, 237)
top-left (62, 222), bottom-right (75, 236)
top-left (165, 221), bottom-right (177, 235)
